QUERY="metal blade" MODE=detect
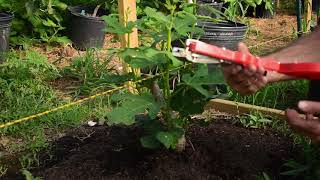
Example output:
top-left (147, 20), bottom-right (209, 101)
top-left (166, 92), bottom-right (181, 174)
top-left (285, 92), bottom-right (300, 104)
top-left (172, 47), bottom-right (221, 64)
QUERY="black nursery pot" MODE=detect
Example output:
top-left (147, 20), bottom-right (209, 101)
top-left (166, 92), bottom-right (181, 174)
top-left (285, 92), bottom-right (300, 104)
top-left (197, 20), bottom-right (247, 50)
top-left (0, 12), bottom-right (13, 62)
top-left (255, 1), bottom-right (276, 19)
top-left (197, 20), bottom-right (248, 93)
top-left (68, 6), bottom-right (107, 50)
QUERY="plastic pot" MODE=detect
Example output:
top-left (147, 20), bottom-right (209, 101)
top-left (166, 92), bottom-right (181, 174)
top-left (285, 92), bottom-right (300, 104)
top-left (197, 20), bottom-right (247, 50)
top-left (256, 1), bottom-right (276, 19)
top-left (0, 11), bottom-right (13, 62)
top-left (68, 6), bottom-right (107, 50)
top-left (196, 20), bottom-right (247, 92)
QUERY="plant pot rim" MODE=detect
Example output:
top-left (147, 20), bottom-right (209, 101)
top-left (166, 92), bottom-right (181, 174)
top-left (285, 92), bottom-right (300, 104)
top-left (68, 5), bottom-right (106, 21)
top-left (197, 20), bottom-right (247, 29)
top-left (0, 11), bottom-right (14, 22)
top-left (198, 2), bottom-right (224, 5)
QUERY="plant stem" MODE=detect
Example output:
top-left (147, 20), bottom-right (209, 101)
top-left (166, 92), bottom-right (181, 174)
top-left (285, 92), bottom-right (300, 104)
top-left (162, 9), bottom-right (176, 130)
top-left (92, 4), bottom-right (101, 17)
top-left (164, 23), bottom-right (173, 108)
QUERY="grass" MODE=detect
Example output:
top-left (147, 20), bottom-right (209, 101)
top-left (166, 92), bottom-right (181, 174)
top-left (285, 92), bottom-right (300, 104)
top-left (0, 49), bottom-right (115, 177)
top-left (228, 80), bottom-right (309, 110)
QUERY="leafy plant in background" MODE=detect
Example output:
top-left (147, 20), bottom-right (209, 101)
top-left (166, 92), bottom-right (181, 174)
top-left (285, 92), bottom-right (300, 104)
top-left (0, 0), bottom-right (70, 46)
top-left (102, 0), bottom-right (225, 150)
top-left (61, 0), bottom-right (118, 14)
top-left (263, 0), bottom-right (275, 15)
top-left (223, 0), bottom-right (274, 20)
top-left (223, 0), bottom-right (249, 20)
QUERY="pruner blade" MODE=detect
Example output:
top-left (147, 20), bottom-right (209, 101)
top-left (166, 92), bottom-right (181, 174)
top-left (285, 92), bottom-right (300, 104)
top-left (172, 47), bottom-right (222, 64)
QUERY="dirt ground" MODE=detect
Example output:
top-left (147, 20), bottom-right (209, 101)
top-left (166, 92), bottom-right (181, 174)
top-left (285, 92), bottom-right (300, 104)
top-left (244, 14), bottom-right (297, 55)
top-left (4, 119), bottom-right (298, 180)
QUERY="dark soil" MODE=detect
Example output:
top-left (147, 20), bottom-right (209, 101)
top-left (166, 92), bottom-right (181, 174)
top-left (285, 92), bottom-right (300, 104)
top-left (5, 119), bottom-right (298, 180)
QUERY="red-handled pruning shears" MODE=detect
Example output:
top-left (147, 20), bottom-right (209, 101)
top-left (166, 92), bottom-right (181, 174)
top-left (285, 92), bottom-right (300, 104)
top-left (172, 39), bottom-right (320, 80)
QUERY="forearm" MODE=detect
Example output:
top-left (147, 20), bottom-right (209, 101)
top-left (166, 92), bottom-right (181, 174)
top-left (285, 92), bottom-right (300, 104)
top-left (263, 27), bottom-right (320, 82)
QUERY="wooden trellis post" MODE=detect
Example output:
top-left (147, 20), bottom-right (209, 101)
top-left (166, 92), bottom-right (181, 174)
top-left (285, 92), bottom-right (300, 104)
top-left (118, 0), bottom-right (140, 75)
top-left (118, 0), bottom-right (139, 48)
top-left (305, 0), bottom-right (312, 32)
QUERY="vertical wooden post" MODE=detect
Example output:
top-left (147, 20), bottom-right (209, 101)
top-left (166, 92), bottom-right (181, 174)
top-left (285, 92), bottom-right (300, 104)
top-left (118, 0), bottom-right (139, 48)
top-left (305, 0), bottom-right (312, 31)
top-left (277, 0), bottom-right (280, 9)
top-left (118, 0), bottom-right (140, 75)
top-left (118, 0), bottom-right (140, 93)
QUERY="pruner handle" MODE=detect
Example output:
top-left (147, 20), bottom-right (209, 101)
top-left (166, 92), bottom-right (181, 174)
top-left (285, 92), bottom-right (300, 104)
top-left (187, 40), bottom-right (280, 71)
top-left (186, 39), bottom-right (320, 80)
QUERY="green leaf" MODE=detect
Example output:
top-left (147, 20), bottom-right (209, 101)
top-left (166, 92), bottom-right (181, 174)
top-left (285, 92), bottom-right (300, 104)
top-left (119, 47), bottom-right (167, 69)
top-left (106, 93), bottom-right (160, 126)
top-left (54, 1), bottom-right (67, 10)
top-left (156, 129), bottom-right (184, 149)
top-left (50, 36), bottom-right (71, 45)
top-left (140, 136), bottom-right (161, 149)
top-left (182, 64), bottom-right (225, 98)
top-left (262, 172), bottom-right (270, 180)
top-left (102, 14), bottom-right (135, 35)
top-left (165, 51), bottom-right (184, 67)
top-left (144, 7), bottom-right (170, 25)
top-left (171, 87), bottom-right (208, 116)
top-left (173, 11), bottom-right (198, 36)
top-left (22, 169), bottom-right (41, 180)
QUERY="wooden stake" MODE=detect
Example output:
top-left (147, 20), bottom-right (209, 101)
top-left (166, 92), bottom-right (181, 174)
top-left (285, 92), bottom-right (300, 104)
top-left (205, 99), bottom-right (305, 120)
top-left (306, 0), bottom-right (313, 31)
top-left (118, 0), bottom-right (140, 93)
top-left (118, 0), bottom-right (139, 48)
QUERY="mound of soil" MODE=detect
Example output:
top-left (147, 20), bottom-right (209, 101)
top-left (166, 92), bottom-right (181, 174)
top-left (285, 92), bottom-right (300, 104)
top-left (6, 119), bottom-right (297, 180)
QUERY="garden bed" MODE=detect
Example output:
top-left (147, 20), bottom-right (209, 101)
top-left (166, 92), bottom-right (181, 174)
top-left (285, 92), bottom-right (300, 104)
top-left (4, 118), bottom-right (297, 180)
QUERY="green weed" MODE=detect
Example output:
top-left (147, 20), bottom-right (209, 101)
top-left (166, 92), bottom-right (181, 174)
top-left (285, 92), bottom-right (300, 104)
top-left (62, 48), bottom-right (132, 96)
top-left (256, 172), bottom-right (272, 180)
top-left (239, 111), bottom-right (272, 128)
top-left (19, 154), bottom-right (39, 170)
top-left (21, 169), bottom-right (41, 180)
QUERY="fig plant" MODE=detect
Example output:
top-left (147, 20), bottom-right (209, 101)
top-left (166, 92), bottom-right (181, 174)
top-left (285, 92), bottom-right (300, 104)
top-left (102, 0), bottom-right (225, 150)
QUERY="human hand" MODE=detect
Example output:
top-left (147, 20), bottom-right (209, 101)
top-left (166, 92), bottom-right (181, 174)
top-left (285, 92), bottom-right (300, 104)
top-left (222, 43), bottom-right (268, 95)
top-left (286, 101), bottom-right (320, 141)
